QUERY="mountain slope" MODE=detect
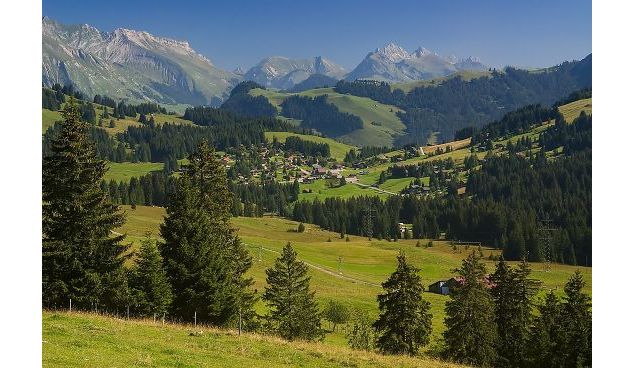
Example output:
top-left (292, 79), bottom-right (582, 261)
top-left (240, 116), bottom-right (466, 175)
top-left (244, 56), bottom-right (346, 89)
top-left (346, 43), bottom-right (487, 83)
top-left (42, 17), bottom-right (239, 106)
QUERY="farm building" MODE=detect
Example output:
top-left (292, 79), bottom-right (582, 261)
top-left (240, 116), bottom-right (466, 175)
top-left (428, 280), bottom-right (451, 295)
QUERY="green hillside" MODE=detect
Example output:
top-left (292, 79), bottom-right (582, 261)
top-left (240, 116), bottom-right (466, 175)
top-left (251, 88), bottom-right (406, 147)
top-left (392, 70), bottom-right (493, 93)
top-left (43, 312), bottom-right (465, 368)
top-left (264, 131), bottom-right (356, 161)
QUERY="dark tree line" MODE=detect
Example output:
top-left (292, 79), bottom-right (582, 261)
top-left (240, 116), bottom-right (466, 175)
top-left (228, 180), bottom-right (299, 217)
top-left (281, 95), bottom-right (364, 136)
top-left (284, 136), bottom-right (330, 157)
top-left (42, 87), bottom-right (66, 110)
top-left (220, 81), bottom-right (278, 118)
top-left (471, 104), bottom-right (560, 146)
top-left (335, 55), bottom-right (591, 143)
top-left (344, 146), bottom-right (392, 164)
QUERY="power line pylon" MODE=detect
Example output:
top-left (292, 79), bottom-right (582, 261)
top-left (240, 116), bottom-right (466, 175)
top-left (538, 216), bottom-right (558, 272)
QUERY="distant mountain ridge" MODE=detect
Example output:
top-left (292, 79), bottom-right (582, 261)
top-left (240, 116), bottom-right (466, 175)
top-left (243, 56), bottom-right (346, 90)
top-left (42, 17), bottom-right (239, 106)
top-left (345, 42), bottom-right (487, 83)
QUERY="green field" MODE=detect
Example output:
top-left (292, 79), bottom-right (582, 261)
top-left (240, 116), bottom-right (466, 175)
top-left (264, 131), bottom-right (356, 161)
top-left (115, 205), bottom-right (592, 348)
top-left (251, 88), bottom-right (406, 147)
top-left (559, 98), bottom-right (592, 123)
top-left (104, 162), bottom-right (164, 182)
top-left (43, 312), bottom-right (465, 368)
top-left (42, 108), bottom-right (63, 133)
top-left (298, 179), bottom-right (389, 201)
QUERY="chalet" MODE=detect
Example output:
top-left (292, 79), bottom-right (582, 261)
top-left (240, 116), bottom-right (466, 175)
top-left (429, 276), bottom-right (495, 295)
top-left (428, 280), bottom-right (451, 295)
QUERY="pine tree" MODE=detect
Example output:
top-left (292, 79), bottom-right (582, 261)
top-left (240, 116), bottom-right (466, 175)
top-left (43, 97), bottom-right (129, 310)
top-left (490, 257), bottom-right (540, 367)
top-left (560, 271), bottom-right (592, 367)
top-left (263, 242), bottom-right (323, 341)
top-left (130, 234), bottom-right (173, 316)
top-left (160, 141), bottom-right (253, 327)
top-left (443, 251), bottom-right (498, 367)
top-left (373, 251), bottom-right (432, 356)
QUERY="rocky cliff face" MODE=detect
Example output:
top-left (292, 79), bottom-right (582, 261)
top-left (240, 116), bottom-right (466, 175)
top-left (42, 17), bottom-right (240, 105)
top-left (345, 42), bottom-right (487, 82)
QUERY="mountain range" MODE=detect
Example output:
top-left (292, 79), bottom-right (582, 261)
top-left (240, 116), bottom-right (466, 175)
top-left (346, 43), bottom-right (487, 82)
top-left (42, 17), bottom-right (488, 106)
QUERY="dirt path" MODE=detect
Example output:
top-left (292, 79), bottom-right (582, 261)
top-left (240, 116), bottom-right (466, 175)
top-left (355, 182), bottom-right (398, 196)
top-left (246, 244), bottom-right (381, 288)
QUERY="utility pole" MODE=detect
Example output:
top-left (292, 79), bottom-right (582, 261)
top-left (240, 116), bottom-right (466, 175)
top-left (238, 306), bottom-right (242, 336)
top-left (538, 216), bottom-right (558, 272)
top-left (194, 311), bottom-right (197, 328)
top-left (337, 256), bottom-right (343, 275)
top-left (258, 246), bottom-right (262, 262)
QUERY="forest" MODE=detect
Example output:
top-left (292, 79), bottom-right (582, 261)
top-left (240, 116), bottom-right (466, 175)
top-left (281, 94), bottom-right (364, 136)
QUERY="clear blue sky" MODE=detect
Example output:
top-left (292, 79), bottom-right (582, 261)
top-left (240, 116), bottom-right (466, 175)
top-left (42, 0), bottom-right (591, 71)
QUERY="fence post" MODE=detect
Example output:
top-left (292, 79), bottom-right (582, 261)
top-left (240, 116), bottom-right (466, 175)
top-left (162, 313), bottom-right (165, 326)
top-left (194, 311), bottom-right (197, 328)
top-left (69, 298), bottom-right (72, 312)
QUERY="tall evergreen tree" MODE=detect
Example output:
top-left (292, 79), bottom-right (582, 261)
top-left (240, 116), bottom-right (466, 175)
top-left (373, 251), bottom-right (432, 356)
top-left (443, 251), bottom-right (498, 367)
top-left (130, 235), bottom-right (173, 316)
top-left (263, 242), bottom-right (323, 341)
top-left (561, 271), bottom-right (592, 367)
top-left (528, 291), bottom-right (566, 368)
top-left (160, 141), bottom-right (253, 327)
top-left (490, 257), bottom-right (540, 367)
top-left (42, 97), bottom-right (129, 310)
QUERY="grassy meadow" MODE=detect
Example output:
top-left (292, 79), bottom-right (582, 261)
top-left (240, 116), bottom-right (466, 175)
top-left (104, 162), bottom-right (164, 182)
top-left (115, 205), bottom-right (592, 348)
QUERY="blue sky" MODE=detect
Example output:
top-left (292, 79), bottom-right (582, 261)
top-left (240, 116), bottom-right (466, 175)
top-left (42, 0), bottom-right (591, 71)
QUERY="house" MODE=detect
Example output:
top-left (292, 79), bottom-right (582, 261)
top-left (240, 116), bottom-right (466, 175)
top-left (429, 276), bottom-right (495, 295)
top-left (428, 280), bottom-right (451, 295)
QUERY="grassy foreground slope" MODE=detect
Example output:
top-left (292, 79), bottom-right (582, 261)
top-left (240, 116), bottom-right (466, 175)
top-left (43, 312), bottom-right (464, 368)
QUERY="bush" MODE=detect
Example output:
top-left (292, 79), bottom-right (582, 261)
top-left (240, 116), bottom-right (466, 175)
top-left (347, 309), bottom-right (374, 351)
top-left (323, 300), bottom-right (350, 332)
top-left (297, 222), bottom-right (305, 233)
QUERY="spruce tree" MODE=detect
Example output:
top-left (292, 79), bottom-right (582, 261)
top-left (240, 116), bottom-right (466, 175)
top-left (528, 291), bottom-right (566, 368)
top-left (373, 251), bottom-right (432, 356)
top-left (490, 257), bottom-right (540, 367)
top-left (130, 235), bottom-right (173, 316)
top-left (443, 251), bottom-right (498, 367)
top-left (160, 141), bottom-right (254, 327)
top-left (561, 271), bottom-right (592, 367)
top-left (263, 242), bottom-right (323, 341)
top-left (42, 97), bottom-right (129, 310)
